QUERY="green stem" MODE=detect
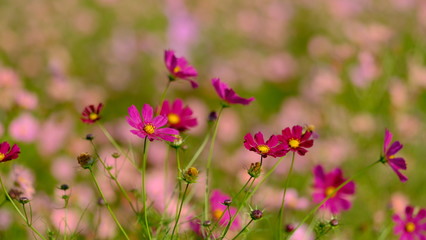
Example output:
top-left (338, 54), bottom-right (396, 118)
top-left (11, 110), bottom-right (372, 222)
top-left (97, 122), bottom-right (138, 170)
top-left (206, 205), bottom-right (230, 239)
top-left (221, 155), bottom-right (287, 238)
top-left (89, 169), bottom-right (130, 240)
top-left (221, 178), bottom-right (255, 239)
top-left (286, 160), bottom-right (381, 239)
top-left (141, 137), bottom-right (152, 239)
top-left (184, 131), bottom-right (211, 170)
top-left (90, 141), bottom-right (138, 215)
top-left (171, 183), bottom-right (189, 239)
top-left (0, 175), bottom-right (47, 240)
top-left (233, 177), bottom-right (253, 201)
top-left (278, 152), bottom-right (296, 239)
top-left (204, 107), bottom-right (224, 222)
top-left (231, 219), bottom-right (253, 240)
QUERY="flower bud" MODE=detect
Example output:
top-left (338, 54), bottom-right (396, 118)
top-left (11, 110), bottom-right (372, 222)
top-left (250, 209), bottom-right (263, 220)
top-left (330, 219), bottom-right (339, 227)
top-left (223, 199), bottom-right (232, 206)
top-left (202, 220), bottom-right (211, 227)
top-left (182, 167), bottom-right (199, 184)
top-left (85, 133), bottom-right (94, 141)
top-left (286, 224), bottom-right (295, 233)
top-left (208, 111), bottom-right (217, 122)
top-left (248, 162), bottom-right (262, 178)
top-left (77, 152), bottom-right (95, 169)
top-left (112, 152), bottom-right (120, 159)
top-left (170, 135), bottom-right (184, 148)
top-left (19, 197), bottom-right (30, 204)
top-left (59, 184), bottom-right (69, 191)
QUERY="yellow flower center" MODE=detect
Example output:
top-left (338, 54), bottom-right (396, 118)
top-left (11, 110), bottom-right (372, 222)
top-left (325, 186), bottom-right (336, 197)
top-left (405, 222), bottom-right (416, 233)
top-left (143, 124), bottom-right (156, 134)
top-left (0, 153), bottom-right (4, 161)
top-left (213, 209), bottom-right (224, 220)
top-left (389, 155), bottom-right (395, 159)
top-left (89, 113), bottom-right (98, 120)
top-left (289, 139), bottom-right (300, 148)
top-left (257, 145), bottom-right (270, 154)
top-left (173, 66), bottom-right (181, 73)
top-left (168, 113), bottom-right (180, 125)
top-left (187, 167), bottom-right (199, 177)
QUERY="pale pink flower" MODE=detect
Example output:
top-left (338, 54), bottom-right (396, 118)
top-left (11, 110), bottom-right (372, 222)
top-left (51, 209), bottom-right (82, 234)
top-left (9, 113), bottom-right (39, 143)
top-left (289, 224), bottom-right (314, 240)
top-left (15, 90), bottom-right (38, 110)
top-left (10, 165), bottom-right (35, 199)
top-left (97, 210), bottom-right (117, 239)
top-left (38, 116), bottom-right (72, 156)
top-left (0, 209), bottom-right (11, 230)
top-left (51, 157), bottom-right (76, 182)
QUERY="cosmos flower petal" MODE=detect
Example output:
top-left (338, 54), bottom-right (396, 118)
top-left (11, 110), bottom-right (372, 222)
top-left (388, 141), bottom-right (403, 156)
top-left (142, 104), bottom-right (153, 122)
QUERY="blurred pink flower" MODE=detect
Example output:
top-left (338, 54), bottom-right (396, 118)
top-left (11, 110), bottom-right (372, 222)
top-left (312, 165), bottom-right (355, 214)
top-left (51, 157), bottom-right (76, 182)
top-left (38, 116), bottom-right (72, 156)
top-left (97, 210), bottom-right (117, 239)
top-left (51, 209), bottom-right (83, 234)
top-left (0, 209), bottom-right (11, 230)
top-left (10, 165), bottom-right (35, 199)
top-left (289, 224), bottom-right (314, 240)
top-left (9, 113), bottom-right (39, 143)
top-left (350, 51), bottom-right (380, 88)
top-left (210, 190), bottom-right (240, 230)
top-left (159, 99), bottom-right (197, 132)
top-left (212, 78), bottom-right (255, 105)
top-left (392, 206), bottom-right (426, 240)
top-left (15, 90), bottom-right (38, 110)
top-left (0, 68), bottom-right (21, 88)
top-left (391, 192), bottom-right (410, 216)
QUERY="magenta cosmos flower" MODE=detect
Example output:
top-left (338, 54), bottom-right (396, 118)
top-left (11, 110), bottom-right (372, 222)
top-left (159, 99), bottom-right (197, 132)
top-left (312, 165), bottom-right (355, 215)
top-left (164, 50), bottom-right (198, 88)
top-left (127, 104), bottom-right (179, 142)
top-left (244, 132), bottom-right (287, 158)
top-left (0, 142), bottom-right (20, 163)
top-left (210, 190), bottom-right (241, 230)
top-left (81, 103), bottom-right (103, 124)
top-left (393, 206), bottom-right (426, 240)
top-left (211, 78), bottom-right (255, 106)
top-left (278, 125), bottom-right (314, 156)
top-left (382, 129), bottom-right (407, 182)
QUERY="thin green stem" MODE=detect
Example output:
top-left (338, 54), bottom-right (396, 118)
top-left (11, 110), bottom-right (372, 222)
top-left (204, 107), bottom-right (224, 222)
top-left (90, 141), bottom-right (138, 215)
top-left (286, 160), bottom-right (381, 239)
top-left (233, 177), bottom-right (253, 201)
top-left (171, 183), bottom-right (189, 239)
top-left (221, 178), bottom-right (255, 239)
top-left (97, 123), bottom-right (138, 170)
top-left (184, 131), bottom-right (211, 170)
top-left (221, 155), bottom-right (287, 238)
top-left (278, 152), bottom-right (296, 239)
top-left (231, 219), bottom-right (253, 240)
top-left (206, 205), bottom-right (230, 239)
top-left (174, 149), bottom-right (182, 235)
top-left (0, 175), bottom-right (47, 240)
top-left (141, 137), bottom-right (152, 239)
top-left (89, 169), bottom-right (130, 240)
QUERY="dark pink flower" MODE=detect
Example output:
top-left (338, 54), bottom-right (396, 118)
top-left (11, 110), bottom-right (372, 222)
top-left (392, 206), bottom-right (426, 240)
top-left (81, 103), bottom-right (103, 124)
top-left (159, 99), bottom-right (197, 132)
top-left (211, 78), bottom-right (254, 106)
top-left (164, 50), bottom-right (198, 88)
top-left (210, 190), bottom-right (240, 230)
top-left (127, 104), bottom-right (179, 142)
top-left (0, 142), bottom-right (20, 163)
top-left (244, 132), bottom-right (287, 158)
top-left (278, 125), bottom-right (314, 156)
top-left (312, 165), bottom-right (355, 215)
top-left (382, 129), bottom-right (407, 182)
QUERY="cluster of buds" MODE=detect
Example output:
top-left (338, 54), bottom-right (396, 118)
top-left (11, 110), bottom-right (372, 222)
top-left (170, 135), bottom-right (184, 149)
top-left (248, 162), bottom-right (262, 178)
top-left (182, 167), bottom-right (199, 184)
top-left (77, 153), bottom-right (95, 169)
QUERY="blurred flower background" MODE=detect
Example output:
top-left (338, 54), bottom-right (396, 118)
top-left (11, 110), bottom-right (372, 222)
top-left (0, 0), bottom-right (426, 239)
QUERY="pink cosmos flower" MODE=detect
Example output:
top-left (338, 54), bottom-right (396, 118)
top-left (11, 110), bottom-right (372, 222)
top-left (127, 104), bottom-right (179, 142)
top-left (159, 99), bottom-right (197, 132)
top-left (278, 125), bottom-right (314, 156)
top-left (382, 129), bottom-right (407, 182)
top-left (244, 132), bottom-right (287, 158)
top-left (312, 165), bottom-right (355, 215)
top-left (10, 165), bottom-right (35, 199)
top-left (9, 113), bottom-right (39, 143)
top-left (81, 103), bottom-right (103, 124)
top-left (210, 190), bottom-right (240, 230)
top-left (211, 78), bottom-right (255, 106)
top-left (392, 206), bottom-right (426, 240)
top-left (164, 50), bottom-right (198, 88)
top-left (0, 142), bottom-right (20, 163)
